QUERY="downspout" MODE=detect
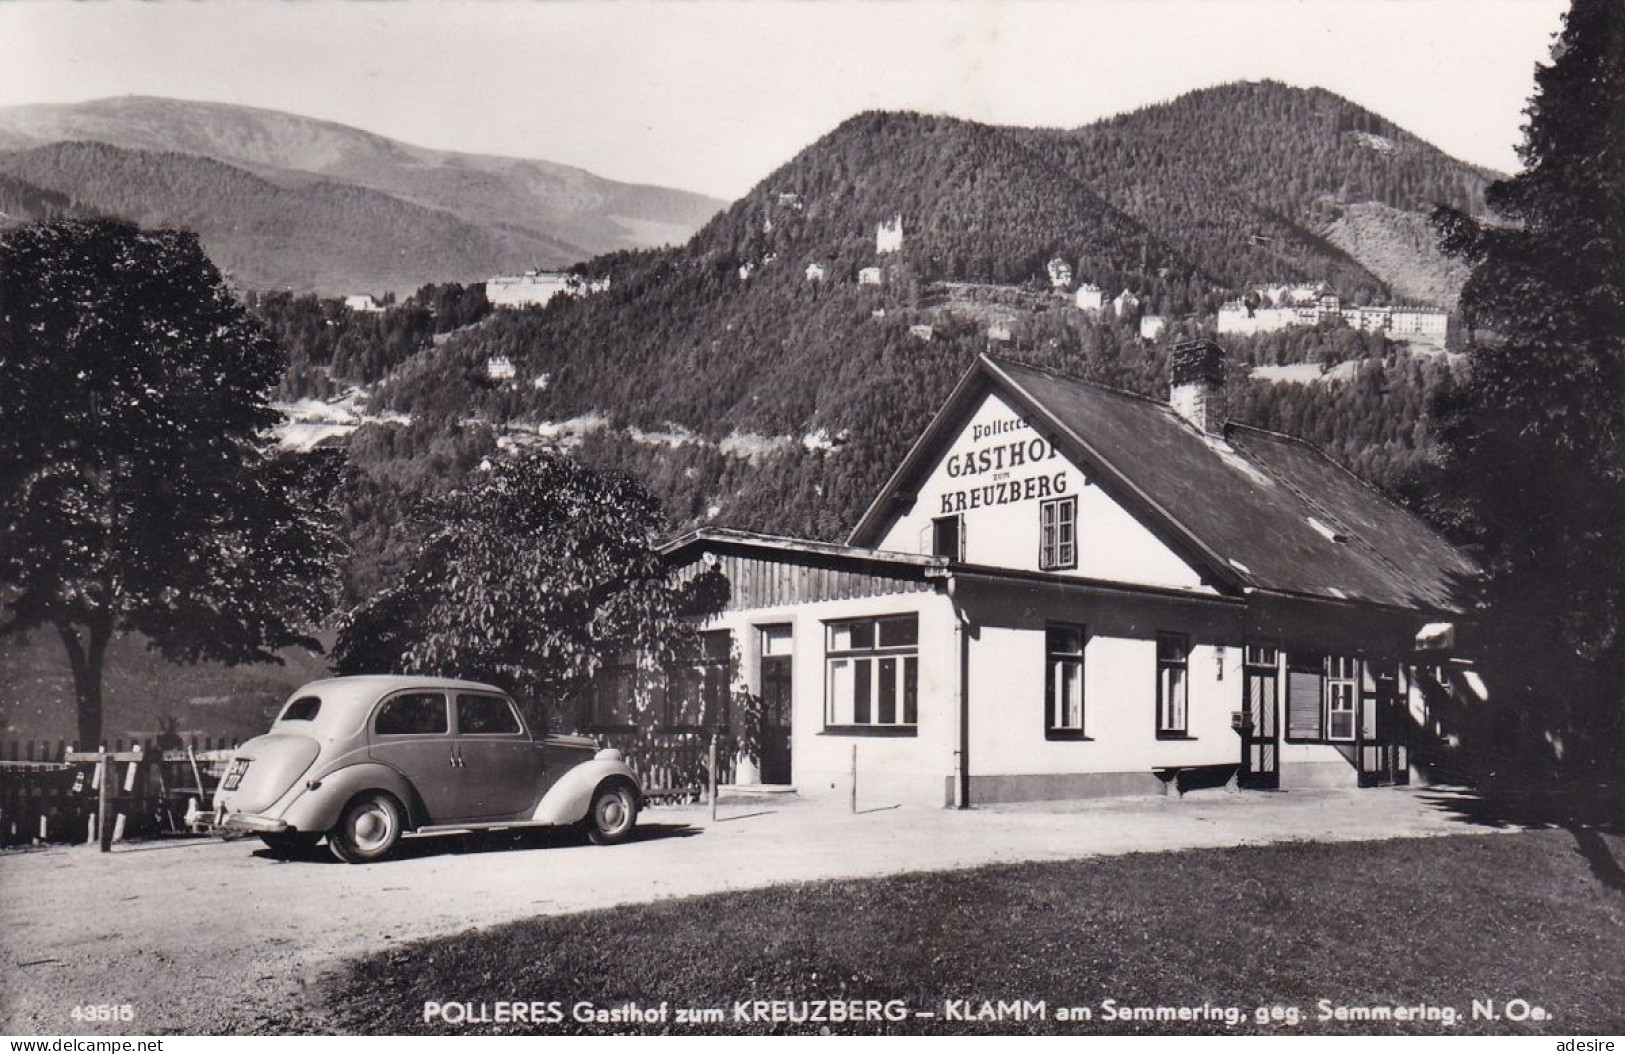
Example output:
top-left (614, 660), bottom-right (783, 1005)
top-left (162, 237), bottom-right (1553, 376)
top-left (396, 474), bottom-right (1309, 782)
top-left (930, 566), bottom-right (972, 810)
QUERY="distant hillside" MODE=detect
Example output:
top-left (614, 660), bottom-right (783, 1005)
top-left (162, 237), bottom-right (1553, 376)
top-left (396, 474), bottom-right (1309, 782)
top-left (0, 96), bottom-right (726, 294)
top-left (1044, 81), bottom-right (1497, 301)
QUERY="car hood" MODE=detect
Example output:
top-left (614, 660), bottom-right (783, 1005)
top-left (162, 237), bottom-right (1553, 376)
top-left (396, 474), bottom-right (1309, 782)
top-left (216, 732), bottom-right (321, 813)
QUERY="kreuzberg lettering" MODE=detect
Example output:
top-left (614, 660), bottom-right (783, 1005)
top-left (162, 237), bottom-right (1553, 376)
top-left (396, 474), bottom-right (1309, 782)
top-left (940, 417), bottom-right (1065, 515)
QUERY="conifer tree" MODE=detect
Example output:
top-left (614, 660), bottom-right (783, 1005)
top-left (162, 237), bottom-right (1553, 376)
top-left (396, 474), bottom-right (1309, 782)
top-left (1430, 0), bottom-right (1625, 781)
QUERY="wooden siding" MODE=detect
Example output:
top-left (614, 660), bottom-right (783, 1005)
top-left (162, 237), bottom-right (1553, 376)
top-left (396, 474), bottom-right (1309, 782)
top-left (674, 549), bottom-right (932, 611)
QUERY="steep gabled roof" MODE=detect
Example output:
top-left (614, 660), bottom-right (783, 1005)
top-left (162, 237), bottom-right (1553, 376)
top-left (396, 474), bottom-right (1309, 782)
top-left (849, 354), bottom-right (1478, 613)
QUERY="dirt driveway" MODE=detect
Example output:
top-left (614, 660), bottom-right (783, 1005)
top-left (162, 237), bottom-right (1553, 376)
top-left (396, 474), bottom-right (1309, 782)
top-left (0, 785), bottom-right (1505, 1034)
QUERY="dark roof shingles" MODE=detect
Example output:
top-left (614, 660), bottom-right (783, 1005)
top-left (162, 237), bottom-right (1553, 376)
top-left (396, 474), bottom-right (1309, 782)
top-left (989, 356), bottom-right (1476, 612)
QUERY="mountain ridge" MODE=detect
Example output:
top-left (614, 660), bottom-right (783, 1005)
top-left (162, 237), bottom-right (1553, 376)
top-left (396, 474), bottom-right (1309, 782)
top-left (0, 95), bottom-right (727, 294)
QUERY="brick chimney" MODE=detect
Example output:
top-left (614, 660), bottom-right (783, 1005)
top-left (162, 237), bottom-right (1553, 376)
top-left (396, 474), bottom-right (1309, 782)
top-left (1170, 339), bottom-right (1229, 435)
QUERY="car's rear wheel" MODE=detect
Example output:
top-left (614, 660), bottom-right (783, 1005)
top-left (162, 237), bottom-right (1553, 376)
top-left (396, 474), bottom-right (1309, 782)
top-left (328, 792), bottom-right (404, 863)
top-left (586, 782), bottom-right (638, 846)
top-left (259, 831), bottom-right (320, 858)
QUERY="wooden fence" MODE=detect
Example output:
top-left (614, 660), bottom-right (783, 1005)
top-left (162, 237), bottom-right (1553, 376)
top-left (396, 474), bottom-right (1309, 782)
top-left (0, 737), bottom-right (240, 848)
top-left (594, 730), bottom-right (737, 801)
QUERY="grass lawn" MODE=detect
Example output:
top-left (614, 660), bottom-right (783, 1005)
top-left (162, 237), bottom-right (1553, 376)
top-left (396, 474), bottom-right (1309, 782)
top-left (320, 829), bottom-right (1625, 1036)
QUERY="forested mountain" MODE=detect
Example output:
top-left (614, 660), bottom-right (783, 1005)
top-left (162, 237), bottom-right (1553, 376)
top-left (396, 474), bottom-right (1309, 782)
top-left (0, 96), bottom-right (726, 294)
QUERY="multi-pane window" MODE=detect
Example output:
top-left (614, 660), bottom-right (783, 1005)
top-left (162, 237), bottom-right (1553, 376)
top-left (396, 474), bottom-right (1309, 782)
top-left (667, 630), bottom-right (733, 729)
top-left (1046, 625), bottom-right (1087, 737)
top-left (825, 616), bottom-right (919, 729)
top-left (584, 659), bottom-right (638, 729)
top-left (1326, 655), bottom-right (1359, 741)
top-left (1039, 496), bottom-right (1078, 570)
top-left (1156, 633), bottom-right (1189, 736)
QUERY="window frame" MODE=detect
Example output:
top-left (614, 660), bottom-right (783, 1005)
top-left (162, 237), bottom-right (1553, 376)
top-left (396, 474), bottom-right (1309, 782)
top-left (1155, 633), bottom-right (1191, 739)
top-left (1039, 495), bottom-right (1079, 571)
top-left (1045, 623), bottom-right (1089, 740)
top-left (454, 692), bottom-right (524, 737)
top-left (1325, 655), bottom-right (1359, 742)
top-left (931, 514), bottom-right (964, 561)
top-left (373, 690), bottom-right (451, 737)
top-left (823, 614), bottom-right (919, 736)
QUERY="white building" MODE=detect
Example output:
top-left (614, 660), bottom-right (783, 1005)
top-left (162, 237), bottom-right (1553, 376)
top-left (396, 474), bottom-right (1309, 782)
top-left (343, 294), bottom-right (384, 313)
top-left (635, 344), bottom-right (1478, 805)
top-left (805, 263), bottom-right (828, 282)
top-left (876, 215), bottom-right (904, 255)
top-left (909, 324), bottom-right (935, 342)
top-left (1388, 307), bottom-right (1449, 342)
top-left (1140, 314), bottom-right (1168, 341)
top-left (858, 266), bottom-right (883, 286)
top-left (485, 356), bottom-right (516, 381)
top-left (1113, 289), bottom-right (1142, 318)
top-left (1074, 284), bottom-right (1106, 313)
top-left (485, 271), bottom-right (609, 310)
top-left (1046, 258), bottom-right (1074, 290)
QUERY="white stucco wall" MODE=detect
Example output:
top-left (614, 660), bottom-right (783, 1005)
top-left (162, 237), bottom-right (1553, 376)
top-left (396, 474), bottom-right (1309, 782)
top-left (964, 624), bottom-right (1242, 781)
top-left (702, 590), bottom-right (958, 807)
top-left (875, 391), bottom-right (1211, 593)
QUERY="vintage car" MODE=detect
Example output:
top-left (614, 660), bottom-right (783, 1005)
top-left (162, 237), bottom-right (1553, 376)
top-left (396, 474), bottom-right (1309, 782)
top-left (205, 675), bottom-right (641, 862)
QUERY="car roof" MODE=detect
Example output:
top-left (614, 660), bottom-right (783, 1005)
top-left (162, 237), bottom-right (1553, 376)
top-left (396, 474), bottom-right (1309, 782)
top-left (289, 675), bottom-right (508, 704)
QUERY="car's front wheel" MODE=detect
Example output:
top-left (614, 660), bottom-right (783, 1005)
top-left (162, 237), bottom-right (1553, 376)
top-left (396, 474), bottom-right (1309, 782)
top-left (586, 782), bottom-right (638, 846)
top-left (328, 792), bottom-right (405, 863)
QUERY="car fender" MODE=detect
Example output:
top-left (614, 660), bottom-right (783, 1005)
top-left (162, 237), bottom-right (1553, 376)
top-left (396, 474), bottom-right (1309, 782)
top-left (277, 762), bottom-right (427, 834)
top-left (530, 757), bottom-right (641, 826)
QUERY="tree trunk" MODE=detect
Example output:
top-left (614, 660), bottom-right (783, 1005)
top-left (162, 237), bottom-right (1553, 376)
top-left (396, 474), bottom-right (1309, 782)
top-left (56, 621), bottom-right (111, 749)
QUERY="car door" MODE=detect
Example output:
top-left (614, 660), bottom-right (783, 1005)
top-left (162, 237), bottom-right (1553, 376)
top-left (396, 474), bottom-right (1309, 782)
top-left (453, 693), bottom-right (543, 820)
top-left (368, 690), bottom-right (460, 822)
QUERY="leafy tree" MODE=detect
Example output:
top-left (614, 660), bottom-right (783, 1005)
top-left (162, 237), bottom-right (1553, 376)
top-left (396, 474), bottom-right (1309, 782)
top-left (1429, 0), bottom-right (1625, 784)
top-left (331, 451), bottom-right (726, 730)
top-left (0, 219), bottom-right (341, 747)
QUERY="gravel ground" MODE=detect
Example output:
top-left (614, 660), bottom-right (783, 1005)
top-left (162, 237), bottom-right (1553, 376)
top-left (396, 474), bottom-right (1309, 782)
top-left (0, 785), bottom-right (1507, 1035)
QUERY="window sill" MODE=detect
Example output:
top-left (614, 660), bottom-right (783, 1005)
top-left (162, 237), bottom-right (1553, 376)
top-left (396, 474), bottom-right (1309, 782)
top-left (1156, 732), bottom-right (1197, 741)
top-left (820, 725), bottom-right (918, 738)
top-left (1045, 730), bottom-right (1094, 742)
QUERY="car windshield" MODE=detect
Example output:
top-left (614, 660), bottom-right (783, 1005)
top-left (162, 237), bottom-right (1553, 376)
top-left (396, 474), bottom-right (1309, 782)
top-left (280, 696), bottom-right (321, 722)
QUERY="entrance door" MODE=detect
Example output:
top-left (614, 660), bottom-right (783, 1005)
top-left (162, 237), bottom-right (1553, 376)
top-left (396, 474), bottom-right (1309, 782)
top-left (1356, 664), bottom-right (1408, 787)
top-left (758, 625), bottom-right (793, 785)
top-left (1240, 646), bottom-right (1280, 789)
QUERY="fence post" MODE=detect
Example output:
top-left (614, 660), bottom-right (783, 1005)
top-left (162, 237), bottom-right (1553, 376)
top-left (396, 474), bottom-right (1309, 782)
top-left (98, 747), bottom-right (113, 853)
top-left (851, 744), bottom-right (857, 814)
top-left (707, 737), bottom-right (718, 823)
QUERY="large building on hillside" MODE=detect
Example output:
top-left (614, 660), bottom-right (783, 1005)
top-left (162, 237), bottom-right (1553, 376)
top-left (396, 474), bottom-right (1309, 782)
top-left (609, 343), bottom-right (1478, 807)
top-left (485, 270), bottom-right (610, 309)
top-left (1218, 295), bottom-right (1449, 343)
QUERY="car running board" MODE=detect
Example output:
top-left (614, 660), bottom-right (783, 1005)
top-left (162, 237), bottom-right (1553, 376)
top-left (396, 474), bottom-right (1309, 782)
top-left (406, 819), bottom-right (565, 837)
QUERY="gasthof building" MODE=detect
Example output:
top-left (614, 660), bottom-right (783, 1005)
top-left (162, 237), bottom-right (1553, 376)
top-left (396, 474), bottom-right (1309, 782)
top-left (648, 342), bottom-right (1480, 806)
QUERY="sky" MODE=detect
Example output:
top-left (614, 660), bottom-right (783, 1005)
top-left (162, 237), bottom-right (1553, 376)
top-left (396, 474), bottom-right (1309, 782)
top-left (0, 0), bottom-right (1569, 200)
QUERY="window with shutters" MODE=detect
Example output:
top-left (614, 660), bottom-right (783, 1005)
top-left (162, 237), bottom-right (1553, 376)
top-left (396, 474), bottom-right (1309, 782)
top-left (1286, 654), bottom-right (1325, 741)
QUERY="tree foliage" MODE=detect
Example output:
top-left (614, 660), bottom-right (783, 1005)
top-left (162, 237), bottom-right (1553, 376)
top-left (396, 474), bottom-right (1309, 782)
top-left (331, 451), bottom-right (725, 729)
top-left (0, 219), bottom-right (341, 746)
top-left (1429, 0), bottom-right (1625, 783)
